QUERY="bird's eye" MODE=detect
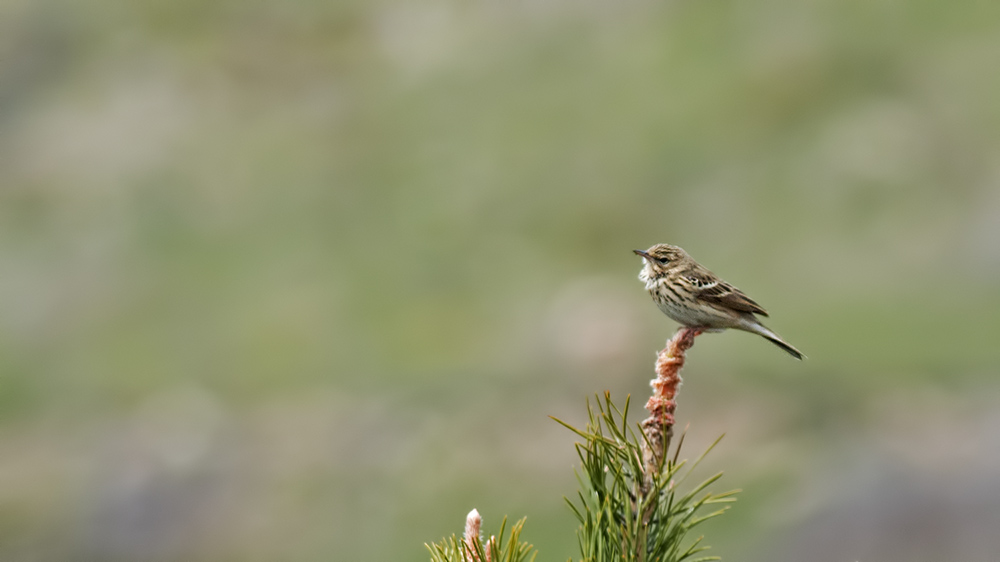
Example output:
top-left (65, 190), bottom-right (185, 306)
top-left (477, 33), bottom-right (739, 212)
top-left (657, 257), bottom-right (669, 264)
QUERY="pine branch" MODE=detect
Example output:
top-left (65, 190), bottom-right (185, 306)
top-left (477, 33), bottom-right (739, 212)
top-left (642, 327), bottom-right (702, 484)
top-left (554, 327), bottom-right (737, 562)
top-left (427, 327), bottom-right (737, 562)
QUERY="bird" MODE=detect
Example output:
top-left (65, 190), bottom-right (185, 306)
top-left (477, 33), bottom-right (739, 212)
top-left (634, 244), bottom-right (804, 359)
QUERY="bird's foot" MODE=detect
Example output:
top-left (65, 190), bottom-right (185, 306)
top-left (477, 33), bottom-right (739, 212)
top-left (681, 326), bottom-right (706, 338)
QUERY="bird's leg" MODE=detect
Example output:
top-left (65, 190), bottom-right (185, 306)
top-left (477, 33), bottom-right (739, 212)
top-left (686, 326), bottom-right (705, 338)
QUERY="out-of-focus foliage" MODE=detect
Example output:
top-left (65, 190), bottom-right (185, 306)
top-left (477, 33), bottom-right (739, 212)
top-left (2, 0), bottom-right (1000, 560)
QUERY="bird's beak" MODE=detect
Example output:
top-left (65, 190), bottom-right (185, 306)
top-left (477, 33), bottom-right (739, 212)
top-left (633, 249), bottom-right (650, 259)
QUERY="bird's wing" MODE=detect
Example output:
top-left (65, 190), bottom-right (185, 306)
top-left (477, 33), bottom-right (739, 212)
top-left (679, 268), bottom-right (770, 317)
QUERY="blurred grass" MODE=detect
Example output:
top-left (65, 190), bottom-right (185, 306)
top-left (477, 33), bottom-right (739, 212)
top-left (2, 0), bottom-right (1000, 560)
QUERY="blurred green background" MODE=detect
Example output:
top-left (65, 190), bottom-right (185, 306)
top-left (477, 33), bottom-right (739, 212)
top-left (3, 0), bottom-right (1000, 560)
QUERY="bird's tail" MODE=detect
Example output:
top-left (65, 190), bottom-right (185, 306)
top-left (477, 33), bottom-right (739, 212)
top-left (744, 320), bottom-right (805, 360)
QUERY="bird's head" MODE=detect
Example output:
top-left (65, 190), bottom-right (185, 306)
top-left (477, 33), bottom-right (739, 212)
top-left (634, 244), bottom-right (688, 281)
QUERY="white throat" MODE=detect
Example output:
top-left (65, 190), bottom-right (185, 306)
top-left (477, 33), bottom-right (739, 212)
top-left (638, 262), bottom-right (659, 291)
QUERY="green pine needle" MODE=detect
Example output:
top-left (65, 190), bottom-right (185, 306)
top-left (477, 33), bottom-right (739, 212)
top-left (556, 394), bottom-right (737, 562)
top-left (425, 516), bottom-right (537, 562)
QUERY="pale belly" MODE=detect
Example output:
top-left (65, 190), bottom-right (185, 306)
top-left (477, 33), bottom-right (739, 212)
top-left (656, 299), bottom-right (732, 327)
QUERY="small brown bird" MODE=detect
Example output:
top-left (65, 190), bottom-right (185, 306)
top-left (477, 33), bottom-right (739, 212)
top-left (634, 244), bottom-right (804, 359)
